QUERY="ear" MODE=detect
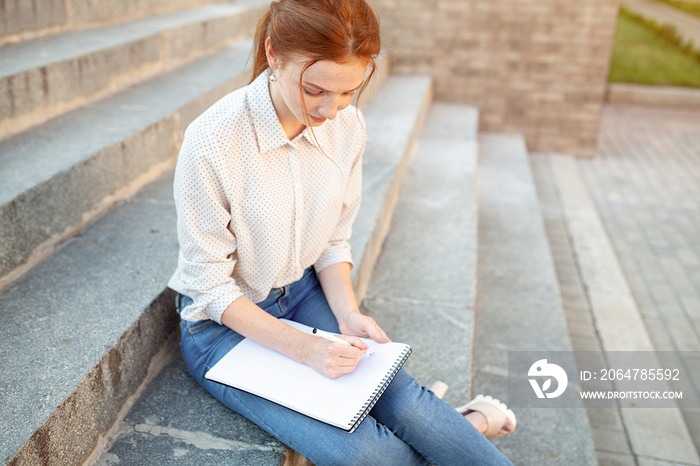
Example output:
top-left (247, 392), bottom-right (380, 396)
top-left (264, 37), bottom-right (279, 70)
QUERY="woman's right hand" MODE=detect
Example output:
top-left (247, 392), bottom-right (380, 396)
top-left (301, 334), bottom-right (368, 379)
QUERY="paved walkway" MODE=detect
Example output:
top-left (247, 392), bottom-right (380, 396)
top-left (533, 103), bottom-right (700, 464)
top-left (582, 104), bottom-right (700, 456)
top-left (623, 0), bottom-right (700, 49)
top-left (532, 154), bottom-right (638, 466)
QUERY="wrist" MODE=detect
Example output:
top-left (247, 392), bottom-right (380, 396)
top-left (295, 333), bottom-right (318, 365)
top-left (336, 307), bottom-right (360, 324)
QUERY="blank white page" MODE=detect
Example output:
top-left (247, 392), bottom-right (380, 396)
top-left (205, 319), bottom-right (411, 431)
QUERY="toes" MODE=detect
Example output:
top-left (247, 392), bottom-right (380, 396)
top-left (497, 420), bottom-right (514, 437)
top-left (503, 420), bottom-right (513, 432)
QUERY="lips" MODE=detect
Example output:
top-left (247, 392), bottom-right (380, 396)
top-left (309, 115), bottom-right (326, 124)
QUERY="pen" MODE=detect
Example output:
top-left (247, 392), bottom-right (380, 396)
top-left (312, 328), bottom-right (351, 346)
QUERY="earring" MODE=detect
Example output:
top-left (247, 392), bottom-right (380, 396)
top-left (269, 69), bottom-right (277, 83)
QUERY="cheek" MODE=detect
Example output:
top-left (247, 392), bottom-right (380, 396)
top-left (336, 96), bottom-right (354, 112)
top-left (286, 88), bottom-right (302, 110)
top-left (281, 79), bottom-right (303, 112)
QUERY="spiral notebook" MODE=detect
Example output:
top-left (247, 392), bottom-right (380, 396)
top-left (205, 319), bottom-right (411, 433)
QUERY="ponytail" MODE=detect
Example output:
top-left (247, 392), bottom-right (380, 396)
top-left (251, 8), bottom-right (272, 83)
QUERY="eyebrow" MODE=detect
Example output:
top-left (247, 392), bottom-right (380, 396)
top-left (304, 81), bottom-right (364, 93)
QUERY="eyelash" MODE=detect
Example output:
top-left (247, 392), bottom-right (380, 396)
top-left (303, 88), bottom-right (322, 97)
top-left (302, 88), bottom-right (356, 97)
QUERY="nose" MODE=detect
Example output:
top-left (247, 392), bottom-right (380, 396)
top-left (318, 96), bottom-right (340, 120)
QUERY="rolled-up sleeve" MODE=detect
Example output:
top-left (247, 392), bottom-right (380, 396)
top-left (171, 125), bottom-right (243, 323)
top-left (314, 131), bottom-right (365, 273)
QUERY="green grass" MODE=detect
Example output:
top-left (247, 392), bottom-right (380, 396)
top-left (654, 0), bottom-right (700, 20)
top-left (608, 7), bottom-right (700, 88)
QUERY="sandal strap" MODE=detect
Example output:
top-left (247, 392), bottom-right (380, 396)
top-left (457, 394), bottom-right (517, 438)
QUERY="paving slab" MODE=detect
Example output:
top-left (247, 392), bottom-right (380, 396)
top-left (578, 103), bottom-right (700, 458)
top-left (531, 153), bottom-right (637, 464)
top-left (548, 152), bottom-right (700, 464)
top-left (472, 133), bottom-right (596, 464)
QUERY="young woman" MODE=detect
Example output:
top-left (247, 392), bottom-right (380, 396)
top-left (168, 0), bottom-right (516, 463)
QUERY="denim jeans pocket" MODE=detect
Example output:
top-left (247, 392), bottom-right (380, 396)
top-left (186, 319), bottom-right (216, 335)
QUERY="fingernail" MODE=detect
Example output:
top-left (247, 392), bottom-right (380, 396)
top-left (504, 422), bottom-right (512, 432)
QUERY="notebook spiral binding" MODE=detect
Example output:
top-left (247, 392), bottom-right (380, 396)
top-left (347, 346), bottom-right (412, 433)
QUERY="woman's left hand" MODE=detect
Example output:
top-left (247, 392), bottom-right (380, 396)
top-left (338, 312), bottom-right (391, 343)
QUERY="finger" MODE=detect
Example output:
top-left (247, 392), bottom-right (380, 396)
top-left (337, 335), bottom-right (369, 351)
top-left (334, 362), bottom-right (360, 374)
top-left (321, 356), bottom-right (358, 377)
top-left (335, 343), bottom-right (366, 358)
top-left (324, 360), bottom-right (360, 378)
top-left (336, 356), bottom-right (362, 366)
top-left (364, 321), bottom-right (391, 343)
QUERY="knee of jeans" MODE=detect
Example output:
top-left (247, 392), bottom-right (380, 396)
top-left (318, 440), bottom-right (386, 466)
top-left (316, 423), bottom-right (417, 466)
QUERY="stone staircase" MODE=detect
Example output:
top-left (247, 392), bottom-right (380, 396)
top-left (0, 1), bottom-right (604, 465)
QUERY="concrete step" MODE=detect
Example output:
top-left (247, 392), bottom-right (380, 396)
top-left (0, 73), bottom-right (432, 466)
top-left (622, 0), bottom-right (700, 52)
top-left (0, 39), bottom-right (254, 289)
top-left (362, 103), bottom-right (480, 407)
top-left (0, 0), bottom-right (268, 139)
top-left (0, 39), bottom-right (392, 292)
top-left (349, 75), bottom-right (434, 302)
top-left (471, 133), bottom-right (597, 463)
top-left (0, 0), bottom-right (223, 46)
top-left (97, 355), bottom-right (287, 465)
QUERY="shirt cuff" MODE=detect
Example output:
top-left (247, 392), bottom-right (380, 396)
top-left (314, 245), bottom-right (355, 273)
top-left (205, 288), bottom-right (245, 324)
top-left (176, 282), bottom-right (243, 325)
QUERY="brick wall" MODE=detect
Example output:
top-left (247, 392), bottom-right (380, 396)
top-left (370, 0), bottom-right (621, 156)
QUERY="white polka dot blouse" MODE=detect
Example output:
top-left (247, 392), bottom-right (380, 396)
top-left (168, 68), bottom-right (366, 323)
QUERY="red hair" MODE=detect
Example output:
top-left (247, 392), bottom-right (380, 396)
top-left (250, 0), bottom-right (381, 114)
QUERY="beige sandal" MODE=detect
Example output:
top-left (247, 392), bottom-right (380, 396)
top-left (456, 394), bottom-right (517, 437)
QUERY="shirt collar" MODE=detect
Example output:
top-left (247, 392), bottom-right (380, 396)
top-left (247, 69), bottom-right (291, 154)
top-left (247, 68), bottom-right (328, 154)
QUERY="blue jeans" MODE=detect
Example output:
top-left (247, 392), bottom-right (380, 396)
top-left (177, 267), bottom-right (513, 466)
